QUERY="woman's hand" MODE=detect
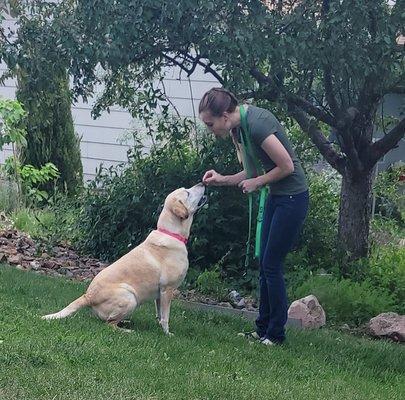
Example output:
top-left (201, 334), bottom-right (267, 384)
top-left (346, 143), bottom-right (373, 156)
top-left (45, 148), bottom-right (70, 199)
top-left (202, 169), bottom-right (224, 186)
top-left (238, 177), bottom-right (261, 194)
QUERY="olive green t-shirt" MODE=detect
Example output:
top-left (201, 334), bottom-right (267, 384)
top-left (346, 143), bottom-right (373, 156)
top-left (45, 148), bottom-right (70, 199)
top-left (236, 105), bottom-right (308, 196)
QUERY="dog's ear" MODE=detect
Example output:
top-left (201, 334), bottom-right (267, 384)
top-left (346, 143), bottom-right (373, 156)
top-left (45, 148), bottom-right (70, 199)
top-left (172, 199), bottom-right (189, 220)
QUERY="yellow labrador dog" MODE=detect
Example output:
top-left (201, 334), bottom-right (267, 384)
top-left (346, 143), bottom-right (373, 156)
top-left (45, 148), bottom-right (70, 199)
top-left (42, 183), bottom-right (207, 335)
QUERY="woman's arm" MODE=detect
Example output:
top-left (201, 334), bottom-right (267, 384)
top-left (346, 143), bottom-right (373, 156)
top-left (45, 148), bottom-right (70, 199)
top-left (203, 169), bottom-right (247, 186)
top-left (238, 134), bottom-right (294, 193)
top-left (223, 170), bottom-right (247, 186)
top-left (255, 135), bottom-right (294, 187)
top-left (257, 134), bottom-right (294, 185)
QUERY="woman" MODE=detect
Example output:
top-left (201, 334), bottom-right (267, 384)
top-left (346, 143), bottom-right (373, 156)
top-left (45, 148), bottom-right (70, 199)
top-left (199, 87), bottom-right (308, 345)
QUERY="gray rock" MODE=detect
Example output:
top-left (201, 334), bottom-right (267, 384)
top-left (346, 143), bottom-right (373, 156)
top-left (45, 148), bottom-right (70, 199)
top-left (8, 254), bottom-right (22, 264)
top-left (235, 298), bottom-right (246, 309)
top-left (229, 290), bottom-right (242, 303)
top-left (30, 260), bottom-right (41, 270)
top-left (288, 295), bottom-right (326, 328)
top-left (368, 312), bottom-right (405, 342)
top-left (218, 302), bottom-right (233, 308)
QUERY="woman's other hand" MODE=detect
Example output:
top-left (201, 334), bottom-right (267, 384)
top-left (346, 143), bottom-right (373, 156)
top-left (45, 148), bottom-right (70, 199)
top-left (238, 177), bottom-right (261, 194)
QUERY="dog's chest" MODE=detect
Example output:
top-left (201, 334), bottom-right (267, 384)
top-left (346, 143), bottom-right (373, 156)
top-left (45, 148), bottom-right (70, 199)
top-left (159, 253), bottom-right (189, 287)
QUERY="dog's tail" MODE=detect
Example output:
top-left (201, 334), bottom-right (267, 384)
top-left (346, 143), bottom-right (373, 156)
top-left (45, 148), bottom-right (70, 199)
top-left (41, 294), bottom-right (89, 320)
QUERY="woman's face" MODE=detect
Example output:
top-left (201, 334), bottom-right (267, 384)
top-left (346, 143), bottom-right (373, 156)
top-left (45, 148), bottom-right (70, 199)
top-left (199, 111), bottom-right (232, 138)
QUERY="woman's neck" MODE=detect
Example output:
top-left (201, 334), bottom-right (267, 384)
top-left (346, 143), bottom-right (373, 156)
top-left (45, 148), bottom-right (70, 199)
top-left (229, 105), bottom-right (242, 130)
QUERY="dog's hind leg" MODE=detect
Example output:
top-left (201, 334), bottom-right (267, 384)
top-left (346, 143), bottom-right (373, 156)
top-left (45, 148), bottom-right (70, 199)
top-left (92, 284), bottom-right (138, 326)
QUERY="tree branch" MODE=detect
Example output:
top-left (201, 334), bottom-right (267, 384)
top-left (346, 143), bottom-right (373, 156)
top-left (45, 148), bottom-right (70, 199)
top-left (250, 67), bottom-right (337, 126)
top-left (193, 59), bottom-right (224, 84)
top-left (0, 28), bottom-right (13, 46)
top-left (182, 53), bottom-right (201, 76)
top-left (288, 105), bottom-right (346, 174)
top-left (286, 94), bottom-right (337, 127)
top-left (323, 66), bottom-right (340, 116)
top-left (162, 52), bottom-right (193, 74)
top-left (163, 51), bottom-right (224, 84)
top-left (366, 117), bottom-right (405, 167)
top-left (333, 107), bottom-right (366, 172)
top-left (357, 73), bottom-right (381, 116)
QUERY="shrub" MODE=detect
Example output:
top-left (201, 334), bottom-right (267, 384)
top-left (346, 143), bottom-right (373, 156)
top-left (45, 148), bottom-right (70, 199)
top-left (3, 159), bottom-right (60, 206)
top-left (18, 67), bottom-right (83, 194)
top-left (368, 246), bottom-right (405, 313)
top-left (196, 267), bottom-right (228, 301)
top-left (285, 169), bottom-right (341, 286)
top-left (373, 164), bottom-right (404, 223)
top-left (10, 208), bottom-right (39, 236)
top-left (72, 116), bottom-right (348, 294)
top-left (293, 275), bottom-right (396, 326)
top-left (74, 118), bottom-right (249, 279)
top-left (370, 215), bottom-right (404, 247)
top-left (342, 242), bottom-right (404, 314)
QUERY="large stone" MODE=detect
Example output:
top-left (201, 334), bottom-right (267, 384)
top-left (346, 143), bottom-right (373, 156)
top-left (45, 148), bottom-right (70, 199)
top-left (8, 254), bottom-right (22, 264)
top-left (368, 312), bottom-right (405, 342)
top-left (218, 302), bottom-right (233, 308)
top-left (229, 290), bottom-right (246, 309)
top-left (30, 260), bottom-right (41, 270)
top-left (229, 290), bottom-right (242, 303)
top-left (288, 295), bottom-right (326, 328)
top-left (234, 298), bottom-right (246, 309)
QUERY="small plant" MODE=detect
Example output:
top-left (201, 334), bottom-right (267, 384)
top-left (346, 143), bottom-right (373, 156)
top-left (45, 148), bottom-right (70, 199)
top-left (196, 266), bottom-right (228, 301)
top-left (19, 162), bottom-right (60, 204)
top-left (368, 246), bottom-right (405, 313)
top-left (0, 98), bottom-right (27, 150)
top-left (3, 158), bottom-right (60, 205)
top-left (10, 208), bottom-right (40, 236)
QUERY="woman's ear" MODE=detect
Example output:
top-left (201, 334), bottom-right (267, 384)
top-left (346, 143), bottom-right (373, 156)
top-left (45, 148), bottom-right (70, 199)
top-left (172, 199), bottom-right (189, 220)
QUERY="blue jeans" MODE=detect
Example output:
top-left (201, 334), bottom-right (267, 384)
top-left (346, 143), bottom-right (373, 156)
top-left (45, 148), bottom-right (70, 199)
top-left (255, 190), bottom-right (309, 343)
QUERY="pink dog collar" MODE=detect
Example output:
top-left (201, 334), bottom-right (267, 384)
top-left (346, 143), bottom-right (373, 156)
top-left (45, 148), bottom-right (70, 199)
top-left (156, 228), bottom-right (188, 245)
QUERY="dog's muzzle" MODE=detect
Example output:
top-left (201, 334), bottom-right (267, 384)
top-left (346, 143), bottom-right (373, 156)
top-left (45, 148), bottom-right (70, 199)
top-left (197, 195), bottom-right (208, 209)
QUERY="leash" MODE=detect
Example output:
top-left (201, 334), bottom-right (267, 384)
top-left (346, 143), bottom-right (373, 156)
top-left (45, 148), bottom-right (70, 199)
top-left (238, 105), bottom-right (269, 267)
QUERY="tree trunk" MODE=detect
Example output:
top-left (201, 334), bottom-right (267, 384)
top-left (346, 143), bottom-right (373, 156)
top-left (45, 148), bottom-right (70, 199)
top-left (338, 168), bottom-right (373, 264)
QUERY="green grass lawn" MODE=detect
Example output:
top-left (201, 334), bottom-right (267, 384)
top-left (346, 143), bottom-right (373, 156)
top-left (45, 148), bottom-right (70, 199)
top-left (0, 264), bottom-right (404, 400)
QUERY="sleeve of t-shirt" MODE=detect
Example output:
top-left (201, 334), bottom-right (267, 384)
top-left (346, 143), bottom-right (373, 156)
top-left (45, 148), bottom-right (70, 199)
top-left (248, 114), bottom-right (278, 147)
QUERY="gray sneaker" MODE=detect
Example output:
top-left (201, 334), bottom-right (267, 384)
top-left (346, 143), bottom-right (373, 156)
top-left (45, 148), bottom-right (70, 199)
top-left (260, 338), bottom-right (277, 346)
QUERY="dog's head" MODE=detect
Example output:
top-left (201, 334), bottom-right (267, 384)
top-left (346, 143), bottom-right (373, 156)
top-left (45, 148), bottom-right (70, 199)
top-left (164, 183), bottom-right (207, 221)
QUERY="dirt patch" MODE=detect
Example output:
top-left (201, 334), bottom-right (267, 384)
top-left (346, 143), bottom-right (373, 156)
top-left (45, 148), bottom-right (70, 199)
top-left (0, 228), bottom-right (108, 281)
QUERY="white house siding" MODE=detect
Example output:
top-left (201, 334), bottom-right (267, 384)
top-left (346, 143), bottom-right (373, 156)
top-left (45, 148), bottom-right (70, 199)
top-left (0, 13), bottom-right (218, 182)
top-left (375, 93), bottom-right (405, 172)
